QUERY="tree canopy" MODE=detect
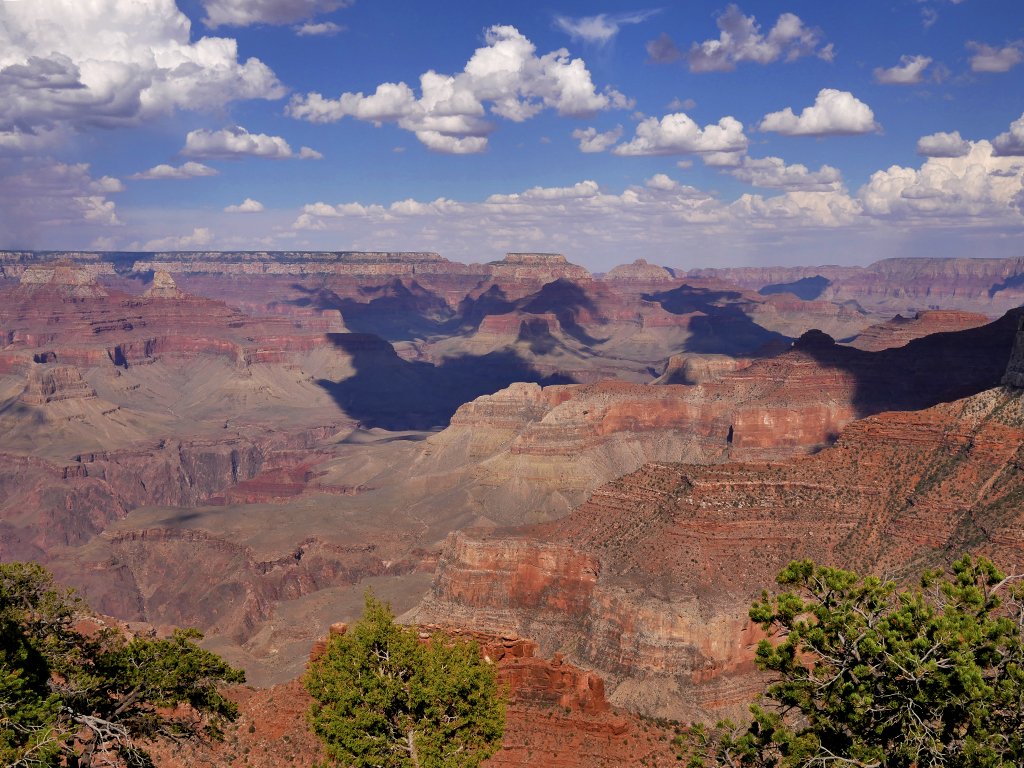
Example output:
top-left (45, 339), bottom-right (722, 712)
top-left (305, 593), bottom-right (505, 768)
top-left (0, 561), bottom-right (245, 767)
top-left (685, 555), bottom-right (1024, 768)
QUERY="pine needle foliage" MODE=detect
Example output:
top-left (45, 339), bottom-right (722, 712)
top-left (0, 561), bottom-right (245, 767)
top-left (305, 592), bottom-right (505, 768)
top-left (685, 555), bottom-right (1024, 768)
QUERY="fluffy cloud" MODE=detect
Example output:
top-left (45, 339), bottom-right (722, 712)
top-left (129, 162), bottom-right (221, 180)
top-left (289, 175), bottom-right (863, 254)
top-left (645, 34), bottom-right (684, 64)
top-left (554, 11), bottom-right (660, 45)
top-left (612, 113), bottom-right (748, 157)
top-left (759, 89), bottom-right (881, 137)
top-left (966, 41), bottom-right (1023, 73)
top-left (916, 131), bottom-right (971, 158)
top-left (198, 130), bottom-right (1021, 265)
top-left (859, 141), bottom-right (1024, 220)
top-left (224, 198), bottom-right (265, 213)
top-left (0, 0), bottom-right (285, 155)
top-left (572, 125), bottom-right (623, 153)
top-left (645, 174), bottom-right (679, 191)
top-left (200, 0), bottom-right (351, 28)
top-left (295, 21), bottom-right (345, 36)
top-left (728, 189), bottom-right (862, 227)
top-left (0, 125), bottom-right (74, 158)
top-left (667, 97), bottom-right (696, 111)
top-left (0, 162), bottom-right (124, 246)
top-left (141, 227), bottom-right (214, 251)
top-left (647, 5), bottom-right (833, 71)
top-left (486, 181), bottom-right (602, 204)
top-left (287, 25), bottom-right (632, 153)
top-left (992, 112), bottom-right (1024, 156)
top-left (182, 127), bottom-right (323, 160)
top-left (874, 55), bottom-right (933, 85)
top-left (724, 157), bottom-right (843, 191)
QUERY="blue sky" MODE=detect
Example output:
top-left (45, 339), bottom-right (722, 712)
top-left (0, 0), bottom-right (1022, 270)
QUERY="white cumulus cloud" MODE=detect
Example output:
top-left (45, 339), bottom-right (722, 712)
top-left (142, 227), bottom-right (214, 251)
top-left (0, 161), bottom-right (124, 246)
top-left (0, 0), bottom-right (285, 156)
top-left (874, 55), bottom-right (933, 85)
top-left (294, 21), bottom-right (345, 36)
top-left (667, 97), bottom-right (696, 111)
top-left (224, 198), bottom-right (265, 213)
top-left (572, 125), bottom-right (623, 153)
top-left (759, 89), bottom-right (881, 137)
top-left (917, 131), bottom-right (971, 158)
top-left (859, 141), bottom-right (1024, 220)
top-left (200, 0), bottom-right (351, 28)
top-left (966, 41), bottom-right (1023, 73)
top-left (644, 173), bottom-right (680, 191)
top-left (129, 162), bottom-right (221, 180)
top-left (612, 113), bottom-right (748, 157)
top-left (647, 5), bottom-right (833, 71)
top-left (287, 25), bottom-right (632, 154)
top-left (554, 11), bottom-right (660, 45)
top-left (993, 112), bottom-right (1024, 157)
top-left (182, 127), bottom-right (322, 160)
top-left (262, 139), bottom-right (1022, 264)
top-left (724, 156), bottom-right (843, 190)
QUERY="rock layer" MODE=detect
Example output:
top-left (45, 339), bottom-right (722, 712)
top-left (418, 383), bottom-right (1024, 722)
top-left (691, 256), bottom-right (1024, 316)
top-left (147, 626), bottom-right (679, 768)
top-left (849, 309), bottom-right (991, 351)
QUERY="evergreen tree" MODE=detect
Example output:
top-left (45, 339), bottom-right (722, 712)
top-left (0, 561), bottom-right (245, 767)
top-left (305, 593), bottom-right (505, 768)
top-left (685, 555), bottom-right (1024, 768)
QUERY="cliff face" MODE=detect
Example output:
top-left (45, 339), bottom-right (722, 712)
top-left (690, 256), bottom-right (1024, 316)
top-left (602, 258), bottom-right (675, 285)
top-left (849, 309), bottom-right (991, 351)
top-left (417, 383), bottom-right (1024, 723)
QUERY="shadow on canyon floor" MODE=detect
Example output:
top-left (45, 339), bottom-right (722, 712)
top-left (795, 312), bottom-right (1020, 419)
top-left (287, 278), bottom-right (612, 346)
top-left (642, 284), bottom-right (787, 355)
top-left (288, 279), bottom-right (457, 341)
top-left (316, 333), bottom-right (575, 430)
top-left (758, 275), bottom-right (831, 301)
top-left (518, 279), bottom-right (609, 347)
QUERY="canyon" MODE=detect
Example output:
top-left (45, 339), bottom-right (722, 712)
top-left (416, 375), bottom-right (1024, 722)
top-left (3, 249), bottom-right (1024, 764)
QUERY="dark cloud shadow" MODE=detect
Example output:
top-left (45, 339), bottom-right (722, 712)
top-left (643, 284), bottom-right (788, 355)
top-left (758, 276), bottom-right (831, 301)
top-left (316, 333), bottom-right (575, 430)
top-left (285, 279), bottom-right (456, 341)
top-left (519, 278), bottom-right (608, 346)
top-left (789, 313), bottom-right (1020, 418)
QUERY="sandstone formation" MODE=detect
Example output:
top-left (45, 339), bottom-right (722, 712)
top-left (142, 269), bottom-right (187, 299)
top-left (849, 309), bottom-right (991, 351)
top-left (148, 626), bottom-right (680, 768)
top-left (602, 258), bottom-right (675, 284)
top-left (690, 256), bottom-right (1024, 316)
top-left (417, 378), bottom-right (1024, 722)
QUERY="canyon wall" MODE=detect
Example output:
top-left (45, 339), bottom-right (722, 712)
top-left (689, 256), bottom-right (1024, 316)
top-left (417, 379), bottom-right (1024, 722)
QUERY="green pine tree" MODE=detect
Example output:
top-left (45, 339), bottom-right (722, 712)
top-left (0, 561), bottom-right (245, 767)
top-left (684, 555), bottom-right (1024, 768)
top-left (305, 593), bottom-right (506, 768)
